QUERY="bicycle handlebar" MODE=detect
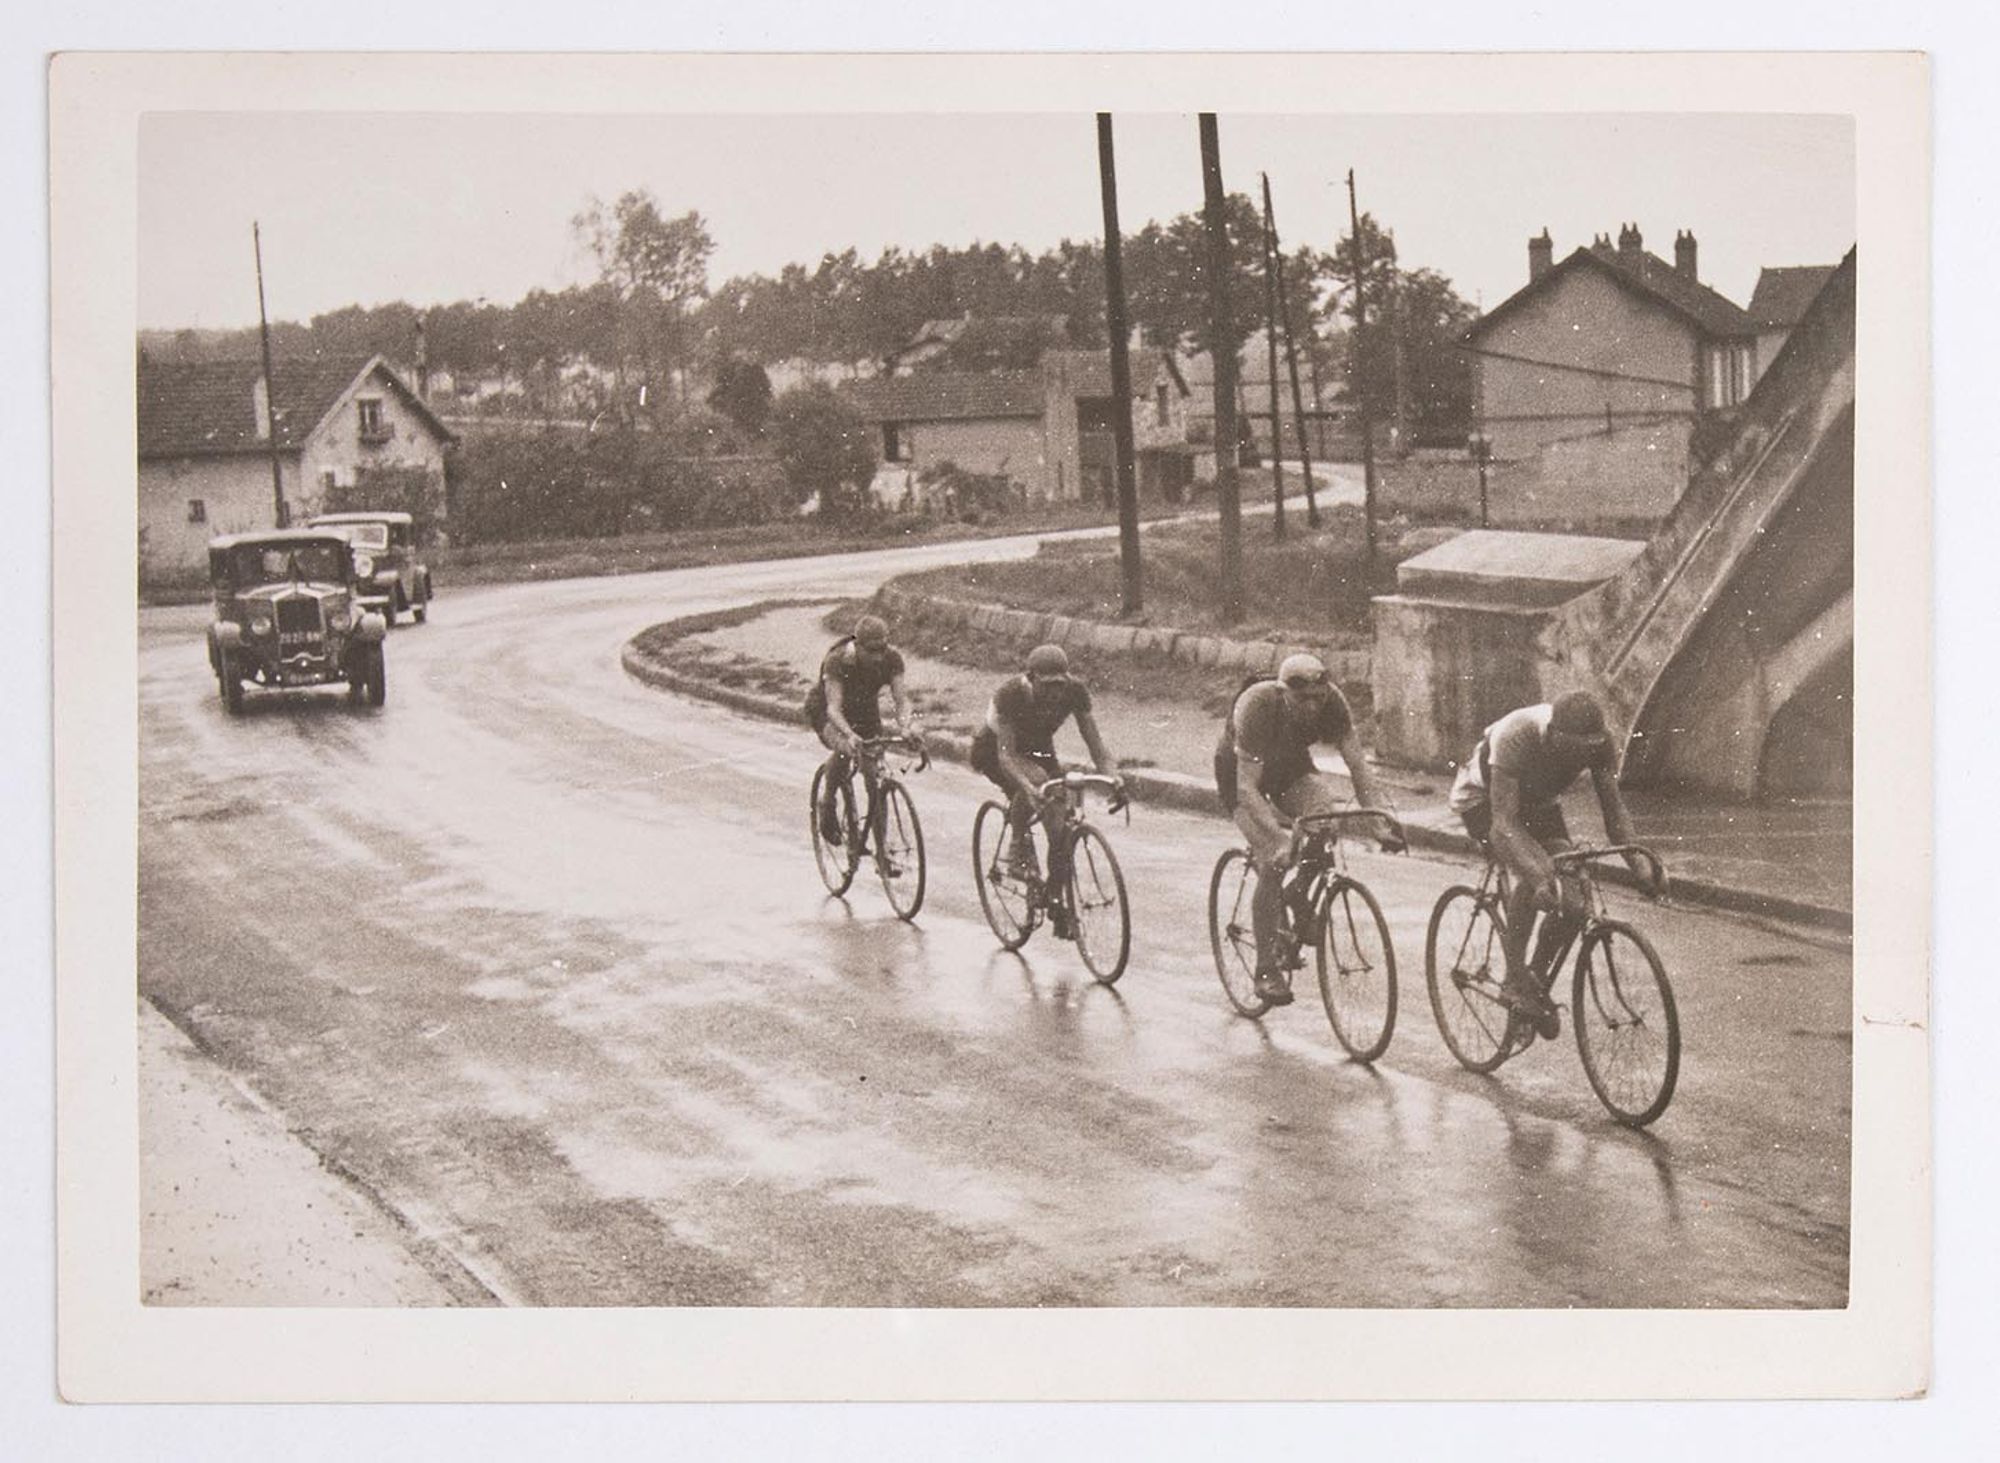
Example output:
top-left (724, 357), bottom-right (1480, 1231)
top-left (1551, 843), bottom-right (1667, 891)
top-left (1033, 770), bottom-right (1128, 812)
top-left (856, 732), bottom-right (929, 772)
top-left (1288, 807), bottom-right (1408, 851)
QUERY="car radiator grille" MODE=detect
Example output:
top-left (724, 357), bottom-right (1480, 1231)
top-left (275, 595), bottom-right (323, 636)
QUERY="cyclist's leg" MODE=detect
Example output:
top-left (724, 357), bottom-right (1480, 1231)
top-left (973, 732), bottom-right (1039, 877)
top-left (1027, 752), bottom-right (1066, 884)
top-left (814, 718), bottom-right (852, 836)
top-left (1463, 802), bottom-right (1542, 993)
top-left (1525, 804), bottom-right (1582, 980)
top-left (1232, 801), bottom-right (1288, 976)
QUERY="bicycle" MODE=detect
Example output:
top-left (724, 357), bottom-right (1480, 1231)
top-left (1425, 844), bottom-right (1679, 1127)
top-left (808, 732), bottom-right (929, 921)
top-left (1207, 808), bottom-right (1407, 1064)
top-left (972, 771), bottom-right (1132, 984)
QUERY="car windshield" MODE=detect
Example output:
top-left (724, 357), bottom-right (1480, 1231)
top-left (233, 542), bottom-right (348, 584)
top-left (337, 523), bottom-right (391, 550)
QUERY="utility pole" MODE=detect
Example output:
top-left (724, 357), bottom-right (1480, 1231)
top-left (1200, 114), bottom-right (1244, 625)
top-left (252, 221), bottom-right (288, 528)
top-left (1345, 169), bottom-right (1378, 570)
top-left (1257, 174), bottom-right (1285, 539)
top-left (1263, 173), bottom-right (1320, 529)
top-left (1388, 233), bottom-right (1409, 457)
top-left (1096, 113), bottom-right (1144, 614)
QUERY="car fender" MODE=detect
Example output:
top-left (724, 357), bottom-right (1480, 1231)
top-left (352, 610), bottom-right (388, 643)
top-left (210, 620), bottom-right (244, 657)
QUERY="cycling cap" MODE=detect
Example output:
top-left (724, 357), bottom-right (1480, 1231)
top-left (854, 614), bottom-right (891, 648)
top-left (1549, 690), bottom-right (1608, 739)
top-left (1277, 652), bottom-right (1330, 689)
top-left (1025, 643), bottom-right (1071, 678)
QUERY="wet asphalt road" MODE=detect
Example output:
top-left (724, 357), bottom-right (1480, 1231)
top-left (137, 537), bottom-right (1852, 1308)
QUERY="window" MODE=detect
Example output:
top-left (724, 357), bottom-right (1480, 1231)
top-left (357, 397), bottom-right (387, 440)
top-left (186, 498), bottom-right (206, 524)
top-left (321, 470), bottom-right (338, 495)
top-left (1703, 343), bottom-right (1754, 409)
top-left (1155, 383), bottom-right (1170, 427)
top-left (882, 423), bottom-right (911, 463)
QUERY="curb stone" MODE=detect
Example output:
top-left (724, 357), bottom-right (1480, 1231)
top-left (622, 613), bottom-right (1850, 934)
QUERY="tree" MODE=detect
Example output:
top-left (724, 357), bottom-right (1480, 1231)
top-left (706, 355), bottom-right (775, 435)
top-left (1327, 210), bottom-right (1478, 443)
top-left (572, 190), bottom-right (715, 421)
top-left (770, 384), bottom-right (876, 519)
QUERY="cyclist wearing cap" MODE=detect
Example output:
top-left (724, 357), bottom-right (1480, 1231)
top-left (1217, 652), bottom-right (1398, 1006)
top-left (970, 643), bottom-right (1125, 901)
top-left (1449, 690), bottom-right (1657, 1034)
top-left (806, 614), bottom-right (912, 841)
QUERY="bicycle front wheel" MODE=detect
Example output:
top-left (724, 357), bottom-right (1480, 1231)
top-left (1316, 877), bottom-right (1397, 1064)
top-left (972, 800), bottom-right (1038, 950)
top-left (1425, 885), bottom-right (1514, 1072)
top-left (1207, 849), bottom-right (1269, 1017)
top-left (1067, 824), bottom-right (1130, 984)
top-left (1572, 920), bottom-right (1680, 1127)
top-left (809, 762), bottom-right (860, 896)
top-left (874, 780), bottom-right (927, 922)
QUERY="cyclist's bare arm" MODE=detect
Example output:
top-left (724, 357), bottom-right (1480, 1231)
top-left (1235, 750), bottom-right (1291, 859)
top-left (1334, 728), bottom-right (1390, 810)
top-left (887, 672), bottom-right (910, 731)
top-left (1075, 707), bottom-right (1119, 778)
top-left (1590, 765), bottom-right (1655, 889)
top-left (823, 673), bottom-right (858, 749)
top-left (1488, 770), bottom-right (1558, 898)
top-left (992, 715), bottom-right (1045, 802)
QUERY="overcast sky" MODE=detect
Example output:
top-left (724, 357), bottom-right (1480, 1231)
top-left (138, 110), bottom-right (1853, 333)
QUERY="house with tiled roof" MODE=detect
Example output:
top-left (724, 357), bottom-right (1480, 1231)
top-left (1459, 224), bottom-right (1764, 527)
top-left (138, 352), bottom-right (455, 583)
top-left (884, 314), bottom-right (1073, 375)
top-left (1747, 265), bottom-right (1841, 384)
top-left (841, 347), bottom-right (1192, 508)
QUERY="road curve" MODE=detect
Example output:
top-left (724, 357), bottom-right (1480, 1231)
top-left (138, 535), bottom-right (1851, 1307)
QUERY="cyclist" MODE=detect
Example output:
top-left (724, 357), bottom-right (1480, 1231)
top-left (969, 643), bottom-right (1126, 932)
top-left (806, 614), bottom-right (913, 844)
top-left (1447, 690), bottom-right (1659, 1038)
top-left (1216, 652), bottom-right (1400, 1006)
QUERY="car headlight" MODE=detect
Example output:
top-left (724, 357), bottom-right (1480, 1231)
top-left (248, 614), bottom-right (274, 637)
top-left (327, 603), bottom-right (352, 630)
top-left (354, 553), bottom-right (375, 577)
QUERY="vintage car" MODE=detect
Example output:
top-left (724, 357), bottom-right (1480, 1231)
top-left (205, 530), bottom-right (388, 713)
top-left (306, 510), bottom-right (434, 624)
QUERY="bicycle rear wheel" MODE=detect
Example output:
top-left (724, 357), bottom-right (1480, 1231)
top-left (1572, 920), bottom-right (1680, 1127)
top-left (1316, 877), bottom-right (1397, 1064)
top-left (1067, 824), bottom-right (1130, 984)
top-left (972, 800), bottom-right (1039, 950)
top-left (1207, 849), bottom-right (1270, 1017)
top-left (1425, 885), bottom-right (1515, 1072)
top-left (809, 762), bottom-right (860, 896)
top-left (873, 780), bottom-right (927, 922)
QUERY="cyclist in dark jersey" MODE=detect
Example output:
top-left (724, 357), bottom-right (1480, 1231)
top-left (1216, 652), bottom-right (1399, 1005)
top-left (1448, 690), bottom-right (1658, 1035)
top-left (969, 643), bottom-right (1125, 908)
top-left (806, 615), bottom-right (911, 841)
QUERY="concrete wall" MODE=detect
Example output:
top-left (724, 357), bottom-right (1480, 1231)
top-left (139, 454), bottom-right (304, 583)
top-left (1371, 595), bottom-right (1557, 769)
top-left (1476, 266), bottom-right (1698, 463)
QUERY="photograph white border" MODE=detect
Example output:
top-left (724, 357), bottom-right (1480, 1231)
top-left (52, 49), bottom-right (1929, 1403)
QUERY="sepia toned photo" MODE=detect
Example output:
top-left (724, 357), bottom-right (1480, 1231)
top-left (52, 52), bottom-right (1929, 1402)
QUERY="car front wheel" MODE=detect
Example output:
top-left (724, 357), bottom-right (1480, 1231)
top-left (217, 651), bottom-right (244, 715)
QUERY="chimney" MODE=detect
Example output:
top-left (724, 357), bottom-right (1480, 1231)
top-left (1674, 229), bottom-right (1698, 281)
top-left (1528, 228), bottom-right (1553, 282)
top-left (1618, 222), bottom-right (1643, 261)
top-left (252, 374), bottom-right (271, 440)
top-left (1591, 232), bottom-right (1613, 255)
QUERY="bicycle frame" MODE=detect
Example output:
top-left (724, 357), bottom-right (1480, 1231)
top-left (1469, 843), bottom-right (1665, 992)
top-left (1028, 771), bottom-right (1125, 913)
top-left (843, 734), bottom-right (929, 842)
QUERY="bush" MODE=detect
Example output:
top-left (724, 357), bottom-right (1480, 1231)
top-left (319, 463), bottom-right (448, 545)
top-left (914, 460), bottom-right (1021, 523)
top-left (770, 384), bottom-right (876, 519)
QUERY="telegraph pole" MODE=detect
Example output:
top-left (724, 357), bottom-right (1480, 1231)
top-left (1200, 115), bottom-right (1244, 625)
top-left (253, 222), bottom-right (288, 528)
top-left (1345, 169), bottom-right (1378, 569)
top-left (1097, 114), bottom-right (1144, 614)
top-left (1263, 173), bottom-right (1320, 529)
top-left (1257, 175), bottom-right (1285, 539)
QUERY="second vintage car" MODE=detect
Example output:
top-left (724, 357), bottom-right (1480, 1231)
top-left (205, 529), bottom-right (388, 713)
top-left (306, 510), bottom-right (434, 625)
